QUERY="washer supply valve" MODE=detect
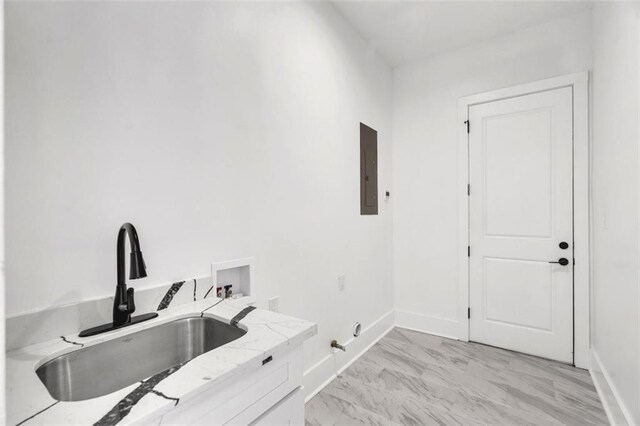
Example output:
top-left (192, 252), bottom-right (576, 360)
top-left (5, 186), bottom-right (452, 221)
top-left (331, 340), bottom-right (346, 352)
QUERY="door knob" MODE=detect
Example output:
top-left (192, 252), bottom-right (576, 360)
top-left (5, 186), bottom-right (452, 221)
top-left (559, 242), bottom-right (569, 250)
top-left (549, 258), bottom-right (569, 266)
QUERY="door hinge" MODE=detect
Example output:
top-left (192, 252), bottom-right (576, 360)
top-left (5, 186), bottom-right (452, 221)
top-left (468, 308), bottom-right (471, 319)
top-left (468, 246), bottom-right (471, 257)
top-left (464, 120), bottom-right (470, 133)
top-left (467, 184), bottom-right (470, 196)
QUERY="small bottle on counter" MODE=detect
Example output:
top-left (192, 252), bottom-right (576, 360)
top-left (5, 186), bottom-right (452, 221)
top-left (216, 287), bottom-right (223, 298)
top-left (224, 285), bottom-right (233, 299)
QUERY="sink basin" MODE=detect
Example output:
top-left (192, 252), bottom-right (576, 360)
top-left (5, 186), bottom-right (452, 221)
top-left (36, 317), bottom-right (247, 401)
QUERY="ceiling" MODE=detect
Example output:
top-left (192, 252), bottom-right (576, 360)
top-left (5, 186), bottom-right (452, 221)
top-left (331, 1), bottom-right (592, 67)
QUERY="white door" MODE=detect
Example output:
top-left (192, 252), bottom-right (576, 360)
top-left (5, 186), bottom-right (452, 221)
top-left (468, 87), bottom-right (573, 363)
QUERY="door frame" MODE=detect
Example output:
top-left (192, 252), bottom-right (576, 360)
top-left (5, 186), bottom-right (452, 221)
top-left (457, 71), bottom-right (590, 368)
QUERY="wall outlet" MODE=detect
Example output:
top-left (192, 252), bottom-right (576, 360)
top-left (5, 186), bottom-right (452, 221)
top-left (269, 296), bottom-right (280, 312)
top-left (268, 296), bottom-right (279, 312)
top-left (338, 275), bottom-right (346, 292)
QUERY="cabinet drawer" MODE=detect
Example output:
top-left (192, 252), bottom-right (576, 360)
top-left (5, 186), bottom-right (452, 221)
top-left (249, 388), bottom-right (304, 426)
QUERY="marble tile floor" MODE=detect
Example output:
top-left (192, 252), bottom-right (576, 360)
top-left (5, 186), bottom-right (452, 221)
top-left (305, 328), bottom-right (607, 426)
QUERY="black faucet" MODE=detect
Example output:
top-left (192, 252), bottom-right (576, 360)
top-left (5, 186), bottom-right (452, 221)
top-left (113, 223), bottom-right (145, 326)
top-left (79, 223), bottom-right (158, 337)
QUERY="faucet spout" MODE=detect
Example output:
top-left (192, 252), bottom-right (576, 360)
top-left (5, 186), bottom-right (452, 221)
top-left (117, 223), bottom-right (146, 285)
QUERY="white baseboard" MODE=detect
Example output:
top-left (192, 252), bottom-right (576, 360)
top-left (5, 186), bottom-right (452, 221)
top-left (303, 310), bottom-right (459, 402)
top-left (302, 353), bottom-right (335, 403)
top-left (589, 349), bottom-right (634, 426)
top-left (303, 310), bottom-right (395, 402)
top-left (394, 309), bottom-right (459, 340)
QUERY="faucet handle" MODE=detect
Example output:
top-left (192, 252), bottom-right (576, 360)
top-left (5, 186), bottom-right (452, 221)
top-left (126, 288), bottom-right (136, 314)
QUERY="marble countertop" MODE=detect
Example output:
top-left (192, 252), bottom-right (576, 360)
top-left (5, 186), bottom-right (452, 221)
top-left (7, 298), bottom-right (317, 425)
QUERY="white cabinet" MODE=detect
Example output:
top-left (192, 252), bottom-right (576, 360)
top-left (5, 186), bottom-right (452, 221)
top-left (249, 388), bottom-right (303, 426)
top-left (154, 345), bottom-right (304, 426)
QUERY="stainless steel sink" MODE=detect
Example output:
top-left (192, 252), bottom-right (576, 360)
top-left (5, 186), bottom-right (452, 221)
top-left (36, 317), bottom-right (247, 401)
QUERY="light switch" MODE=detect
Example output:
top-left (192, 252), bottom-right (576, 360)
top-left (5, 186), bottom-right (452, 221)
top-left (268, 296), bottom-right (279, 312)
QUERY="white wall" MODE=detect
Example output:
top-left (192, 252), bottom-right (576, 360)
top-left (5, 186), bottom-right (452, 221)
top-left (392, 11), bottom-right (593, 332)
top-left (5, 1), bottom-right (393, 372)
top-left (591, 2), bottom-right (639, 423)
top-left (1, 0), bottom-right (6, 422)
